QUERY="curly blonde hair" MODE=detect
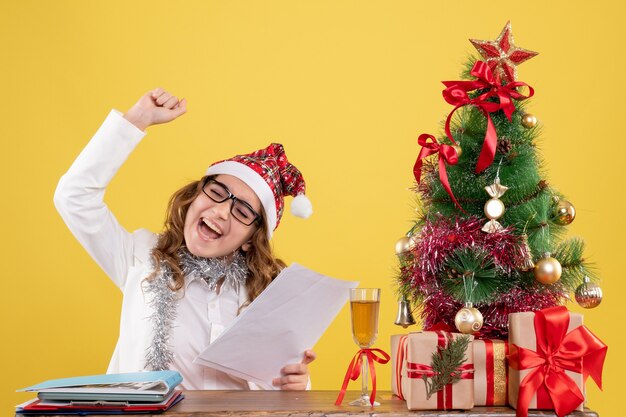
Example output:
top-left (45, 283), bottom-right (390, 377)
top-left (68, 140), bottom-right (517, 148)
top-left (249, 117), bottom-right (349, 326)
top-left (148, 176), bottom-right (286, 303)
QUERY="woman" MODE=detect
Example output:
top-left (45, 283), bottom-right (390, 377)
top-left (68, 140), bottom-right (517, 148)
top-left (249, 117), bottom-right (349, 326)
top-left (54, 88), bottom-right (315, 390)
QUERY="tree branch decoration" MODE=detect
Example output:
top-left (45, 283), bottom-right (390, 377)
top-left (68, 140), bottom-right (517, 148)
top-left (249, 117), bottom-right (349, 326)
top-left (422, 335), bottom-right (471, 399)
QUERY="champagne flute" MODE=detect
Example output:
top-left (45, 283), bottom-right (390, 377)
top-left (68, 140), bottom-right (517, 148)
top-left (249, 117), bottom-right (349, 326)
top-left (349, 288), bottom-right (381, 406)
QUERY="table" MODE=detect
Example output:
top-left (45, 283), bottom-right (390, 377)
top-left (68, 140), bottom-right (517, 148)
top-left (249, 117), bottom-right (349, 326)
top-left (16, 391), bottom-right (599, 416)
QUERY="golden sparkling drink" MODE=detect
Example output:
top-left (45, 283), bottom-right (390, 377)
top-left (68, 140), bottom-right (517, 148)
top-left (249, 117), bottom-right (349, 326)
top-left (350, 300), bottom-right (380, 348)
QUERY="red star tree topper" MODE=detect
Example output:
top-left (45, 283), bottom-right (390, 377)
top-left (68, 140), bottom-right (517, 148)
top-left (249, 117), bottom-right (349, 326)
top-left (469, 21), bottom-right (538, 83)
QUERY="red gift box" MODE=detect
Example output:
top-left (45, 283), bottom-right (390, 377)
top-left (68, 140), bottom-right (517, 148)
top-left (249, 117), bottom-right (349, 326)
top-left (473, 339), bottom-right (508, 406)
top-left (391, 331), bottom-right (474, 410)
top-left (507, 306), bottom-right (607, 417)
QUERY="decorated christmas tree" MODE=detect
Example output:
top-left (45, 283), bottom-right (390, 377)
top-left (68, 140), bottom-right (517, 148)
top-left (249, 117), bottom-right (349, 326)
top-left (395, 21), bottom-right (603, 339)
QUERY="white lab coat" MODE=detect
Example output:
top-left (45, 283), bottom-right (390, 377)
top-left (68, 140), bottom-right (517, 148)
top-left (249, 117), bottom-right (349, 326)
top-left (54, 110), bottom-right (257, 389)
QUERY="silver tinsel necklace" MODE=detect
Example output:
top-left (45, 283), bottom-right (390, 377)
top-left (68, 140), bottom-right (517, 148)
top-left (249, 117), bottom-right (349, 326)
top-left (144, 248), bottom-right (248, 371)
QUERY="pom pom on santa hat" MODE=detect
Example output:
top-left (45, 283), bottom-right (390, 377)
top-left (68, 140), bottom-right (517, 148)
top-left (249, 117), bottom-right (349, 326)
top-left (207, 143), bottom-right (312, 237)
top-left (290, 193), bottom-right (313, 218)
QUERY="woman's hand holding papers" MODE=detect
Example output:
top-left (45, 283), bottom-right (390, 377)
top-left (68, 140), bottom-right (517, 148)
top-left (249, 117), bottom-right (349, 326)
top-left (272, 349), bottom-right (316, 390)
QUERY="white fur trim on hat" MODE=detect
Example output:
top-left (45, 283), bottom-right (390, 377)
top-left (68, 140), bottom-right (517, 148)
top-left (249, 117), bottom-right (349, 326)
top-left (206, 161), bottom-right (277, 238)
top-left (291, 194), bottom-right (313, 219)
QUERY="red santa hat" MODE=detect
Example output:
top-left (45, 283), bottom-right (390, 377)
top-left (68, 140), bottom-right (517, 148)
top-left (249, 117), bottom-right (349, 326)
top-left (206, 143), bottom-right (312, 237)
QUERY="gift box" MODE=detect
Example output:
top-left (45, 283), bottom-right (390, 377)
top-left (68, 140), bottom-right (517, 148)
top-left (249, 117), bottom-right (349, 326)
top-left (392, 331), bottom-right (474, 410)
top-left (507, 306), bottom-right (607, 417)
top-left (473, 339), bottom-right (508, 406)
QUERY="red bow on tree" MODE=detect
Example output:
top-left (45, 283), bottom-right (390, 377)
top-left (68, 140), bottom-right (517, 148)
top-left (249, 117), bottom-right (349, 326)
top-left (413, 133), bottom-right (462, 211)
top-left (442, 60), bottom-right (534, 173)
top-left (508, 306), bottom-right (607, 417)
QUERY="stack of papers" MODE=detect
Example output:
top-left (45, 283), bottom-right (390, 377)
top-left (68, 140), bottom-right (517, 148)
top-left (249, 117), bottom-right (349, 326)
top-left (194, 263), bottom-right (358, 388)
top-left (16, 371), bottom-right (183, 415)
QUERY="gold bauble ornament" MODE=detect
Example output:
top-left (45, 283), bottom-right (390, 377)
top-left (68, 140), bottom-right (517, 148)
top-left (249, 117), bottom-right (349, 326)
top-left (521, 113), bottom-right (538, 128)
top-left (534, 254), bottom-right (562, 284)
top-left (452, 144), bottom-right (462, 159)
top-left (454, 304), bottom-right (484, 334)
top-left (395, 235), bottom-right (418, 264)
top-left (575, 276), bottom-right (603, 309)
top-left (395, 236), bottom-right (412, 255)
top-left (553, 200), bottom-right (576, 225)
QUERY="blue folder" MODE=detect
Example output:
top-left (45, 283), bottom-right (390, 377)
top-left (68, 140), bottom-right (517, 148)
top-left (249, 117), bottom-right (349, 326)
top-left (18, 371), bottom-right (183, 402)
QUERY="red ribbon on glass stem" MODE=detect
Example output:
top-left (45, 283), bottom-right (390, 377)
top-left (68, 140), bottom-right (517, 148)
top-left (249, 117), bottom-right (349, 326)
top-left (413, 133), bottom-right (463, 211)
top-left (442, 60), bottom-right (534, 173)
top-left (335, 348), bottom-right (390, 406)
top-left (507, 306), bottom-right (607, 417)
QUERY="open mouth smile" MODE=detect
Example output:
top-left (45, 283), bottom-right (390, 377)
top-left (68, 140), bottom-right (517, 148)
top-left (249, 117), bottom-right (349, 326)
top-left (198, 217), bottom-right (223, 240)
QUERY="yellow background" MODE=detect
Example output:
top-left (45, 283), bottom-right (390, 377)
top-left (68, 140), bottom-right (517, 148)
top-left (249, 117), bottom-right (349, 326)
top-left (2, 1), bottom-right (624, 415)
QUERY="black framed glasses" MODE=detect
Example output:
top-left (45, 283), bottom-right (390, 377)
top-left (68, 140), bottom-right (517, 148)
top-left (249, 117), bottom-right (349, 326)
top-left (202, 178), bottom-right (261, 226)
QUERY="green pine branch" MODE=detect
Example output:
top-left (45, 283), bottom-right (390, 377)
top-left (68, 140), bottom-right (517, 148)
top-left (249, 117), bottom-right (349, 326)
top-left (553, 237), bottom-right (598, 291)
top-left (422, 335), bottom-right (471, 400)
top-left (440, 247), bottom-right (510, 304)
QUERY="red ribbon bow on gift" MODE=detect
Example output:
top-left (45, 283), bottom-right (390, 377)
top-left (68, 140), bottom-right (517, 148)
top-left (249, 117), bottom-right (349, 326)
top-left (442, 60), bottom-right (534, 173)
top-left (413, 133), bottom-right (463, 211)
top-left (508, 306), bottom-right (607, 417)
top-left (335, 348), bottom-right (390, 407)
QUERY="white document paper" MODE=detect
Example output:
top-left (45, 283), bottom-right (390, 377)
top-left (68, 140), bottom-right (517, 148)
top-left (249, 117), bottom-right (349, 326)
top-left (193, 263), bottom-right (358, 389)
